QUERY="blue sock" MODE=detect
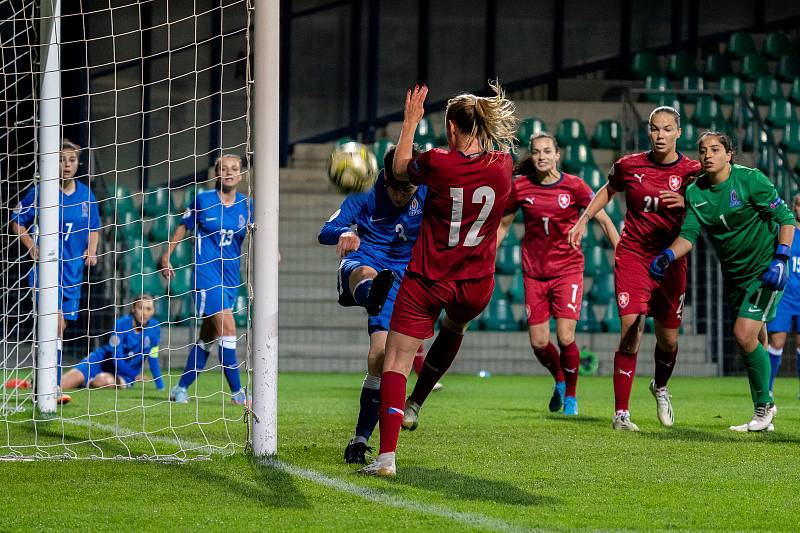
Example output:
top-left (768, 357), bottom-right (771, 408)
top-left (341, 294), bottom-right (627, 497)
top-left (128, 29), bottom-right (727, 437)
top-left (57, 349), bottom-right (62, 387)
top-left (219, 336), bottom-right (241, 393)
top-left (767, 345), bottom-right (782, 396)
top-left (353, 279), bottom-right (372, 307)
top-left (179, 342), bottom-right (209, 388)
top-left (355, 374), bottom-right (381, 441)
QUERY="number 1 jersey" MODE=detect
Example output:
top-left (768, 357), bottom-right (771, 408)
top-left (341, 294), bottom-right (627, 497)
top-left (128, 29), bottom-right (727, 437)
top-left (406, 148), bottom-right (512, 281)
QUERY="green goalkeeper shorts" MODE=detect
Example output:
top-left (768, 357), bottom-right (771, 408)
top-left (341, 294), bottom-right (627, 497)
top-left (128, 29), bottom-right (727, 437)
top-left (729, 276), bottom-right (784, 323)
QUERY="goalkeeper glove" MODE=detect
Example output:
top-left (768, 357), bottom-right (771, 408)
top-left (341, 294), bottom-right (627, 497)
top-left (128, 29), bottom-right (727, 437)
top-left (760, 244), bottom-right (790, 291)
top-left (649, 249), bottom-right (675, 282)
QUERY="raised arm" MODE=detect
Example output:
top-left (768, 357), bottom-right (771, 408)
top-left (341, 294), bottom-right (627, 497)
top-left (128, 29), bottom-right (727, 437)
top-left (392, 85), bottom-right (428, 181)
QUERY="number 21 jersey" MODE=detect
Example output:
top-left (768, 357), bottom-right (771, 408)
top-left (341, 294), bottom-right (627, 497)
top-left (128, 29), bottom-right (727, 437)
top-left (406, 148), bottom-right (512, 281)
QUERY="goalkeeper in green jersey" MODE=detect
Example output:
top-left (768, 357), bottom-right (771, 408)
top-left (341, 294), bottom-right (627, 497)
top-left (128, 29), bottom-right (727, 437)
top-left (648, 131), bottom-right (795, 432)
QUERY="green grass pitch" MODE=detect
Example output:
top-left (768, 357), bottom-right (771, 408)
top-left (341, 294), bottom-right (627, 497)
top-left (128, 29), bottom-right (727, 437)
top-left (1, 372), bottom-right (799, 531)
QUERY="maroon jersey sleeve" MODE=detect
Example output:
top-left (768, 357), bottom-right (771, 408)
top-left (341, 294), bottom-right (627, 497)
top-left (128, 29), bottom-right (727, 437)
top-left (607, 160), bottom-right (625, 191)
top-left (407, 149), bottom-right (438, 185)
top-left (505, 178), bottom-right (521, 214)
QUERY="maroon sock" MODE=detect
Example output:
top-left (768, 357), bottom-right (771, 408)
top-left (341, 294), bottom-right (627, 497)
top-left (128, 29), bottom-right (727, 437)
top-left (653, 345), bottom-right (678, 388)
top-left (408, 328), bottom-right (463, 406)
top-left (559, 341), bottom-right (581, 397)
top-left (613, 351), bottom-right (638, 412)
top-left (412, 344), bottom-right (425, 376)
top-left (378, 370), bottom-right (407, 454)
top-left (533, 342), bottom-right (564, 382)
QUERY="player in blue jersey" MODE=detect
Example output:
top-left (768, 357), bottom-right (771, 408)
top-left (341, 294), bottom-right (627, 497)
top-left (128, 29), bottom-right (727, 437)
top-left (10, 139), bottom-right (100, 404)
top-left (319, 147), bottom-right (427, 465)
top-left (766, 193), bottom-right (800, 400)
top-left (161, 154), bottom-right (252, 405)
top-left (60, 294), bottom-right (163, 390)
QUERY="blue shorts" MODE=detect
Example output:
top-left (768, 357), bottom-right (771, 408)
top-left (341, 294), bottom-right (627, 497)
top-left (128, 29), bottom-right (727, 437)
top-left (338, 257), bottom-right (401, 335)
top-left (194, 286), bottom-right (237, 317)
top-left (34, 288), bottom-right (80, 321)
top-left (74, 353), bottom-right (135, 387)
top-left (767, 297), bottom-right (800, 333)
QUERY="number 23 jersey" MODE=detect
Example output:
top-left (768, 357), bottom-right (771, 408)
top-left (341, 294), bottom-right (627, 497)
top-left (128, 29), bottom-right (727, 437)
top-left (181, 189), bottom-right (252, 290)
top-left (608, 151), bottom-right (701, 256)
top-left (407, 148), bottom-right (513, 281)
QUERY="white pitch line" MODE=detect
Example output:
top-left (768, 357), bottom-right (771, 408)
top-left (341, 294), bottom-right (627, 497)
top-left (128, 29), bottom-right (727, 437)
top-left (59, 418), bottom-right (535, 532)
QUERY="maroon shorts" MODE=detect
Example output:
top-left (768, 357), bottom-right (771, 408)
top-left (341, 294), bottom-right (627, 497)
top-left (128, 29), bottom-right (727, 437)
top-left (614, 246), bottom-right (686, 329)
top-left (523, 272), bottom-right (583, 325)
top-left (390, 271), bottom-right (494, 339)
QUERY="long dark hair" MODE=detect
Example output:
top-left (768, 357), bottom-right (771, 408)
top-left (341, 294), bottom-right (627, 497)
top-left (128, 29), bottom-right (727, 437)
top-left (513, 132), bottom-right (559, 176)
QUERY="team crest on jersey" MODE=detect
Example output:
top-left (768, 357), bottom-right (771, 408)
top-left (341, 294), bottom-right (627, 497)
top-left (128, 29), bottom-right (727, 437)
top-left (729, 189), bottom-right (742, 208)
top-left (144, 336), bottom-right (151, 349)
top-left (408, 197), bottom-right (422, 216)
top-left (81, 202), bottom-right (89, 218)
top-left (238, 214), bottom-right (246, 229)
top-left (558, 194), bottom-right (571, 209)
top-left (668, 175), bottom-right (682, 192)
top-left (618, 292), bottom-right (630, 309)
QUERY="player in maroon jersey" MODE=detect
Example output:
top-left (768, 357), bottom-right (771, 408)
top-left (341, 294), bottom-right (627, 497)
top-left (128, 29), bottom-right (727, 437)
top-left (568, 106), bottom-right (701, 431)
top-left (359, 82), bottom-right (517, 476)
top-left (495, 132), bottom-right (619, 416)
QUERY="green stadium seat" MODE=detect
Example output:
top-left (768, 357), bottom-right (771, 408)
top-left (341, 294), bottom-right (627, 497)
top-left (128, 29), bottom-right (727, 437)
top-left (766, 97), bottom-right (797, 128)
top-left (677, 121), bottom-right (699, 152)
top-left (579, 164), bottom-right (605, 192)
top-left (119, 211), bottom-right (144, 245)
top-left (780, 121), bottom-right (800, 154)
top-left (142, 187), bottom-right (174, 217)
top-left (152, 295), bottom-right (173, 323)
top-left (680, 75), bottom-right (704, 103)
top-left (777, 55), bottom-right (800, 83)
top-left (169, 241), bottom-right (193, 268)
top-left (637, 121), bottom-right (651, 149)
top-left (167, 265), bottom-right (193, 296)
top-left (103, 185), bottom-right (137, 220)
top-left (703, 53), bottom-right (734, 81)
top-left (147, 214), bottom-right (180, 243)
top-left (655, 94), bottom-right (683, 116)
top-left (592, 119), bottom-right (622, 150)
top-left (556, 119), bottom-right (589, 146)
top-left (415, 117), bottom-right (436, 141)
top-left (495, 228), bottom-right (521, 275)
top-left (601, 297), bottom-right (621, 333)
top-left (480, 282), bottom-right (517, 331)
top-left (583, 246), bottom-right (611, 278)
top-left (120, 244), bottom-right (156, 275)
top-left (506, 271), bottom-right (525, 304)
top-left (128, 266), bottom-right (164, 299)
top-left (789, 78), bottom-right (800, 105)
top-left (740, 53), bottom-right (771, 81)
top-left (692, 95), bottom-right (725, 128)
top-left (171, 292), bottom-right (196, 323)
top-left (580, 225), bottom-right (602, 249)
top-left (757, 143), bottom-right (775, 175)
top-left (666, 52), bottom-right (698, 80)
top-left (603, 198), bottom-right (624, 228)
top-left (718, 75), bottom-right (744, 104)
top-left (372, 138), bottom-right (394, 170)
top-left (773, 167), bottom-right (792, 198)
top-left (561, 143), bottom-right (595, 173)
top-left (631, 51), bottom-right (662, 79)
top-left (705, 118), bottom-right (736, 145)
top-left (234, 287), bottom-right (249, 328)
top-left (752, 76), bottom-right (783, 105)
top-left (577, 300), bottom-right (602, 333)
top-left (742, 121), bottom-right (772, 152)
top-left (727, 31), bottom-right (757, 58)
top-left (589, 273), bottom-right (615, 303)
top-left (643, 75), bottom-right (671, 102)
top-left (516, 117), bottom-right (547, 148)
top-left (763, 31), bottom-right (793, 59)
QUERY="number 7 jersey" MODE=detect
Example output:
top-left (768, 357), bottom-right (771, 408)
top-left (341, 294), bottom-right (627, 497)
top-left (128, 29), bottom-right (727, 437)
top-left (406, 148), bottom-right (512, 280)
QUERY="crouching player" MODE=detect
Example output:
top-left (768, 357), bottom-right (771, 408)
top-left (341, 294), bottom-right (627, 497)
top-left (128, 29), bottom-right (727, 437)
top-left (766, 194), bottom-right (800, 400)
top-left (650, 132), bottom-right (794, 432)
top-left (319, 147), bottom-right (427, 464)
top-left (61, 295), bottom-right (163, 391)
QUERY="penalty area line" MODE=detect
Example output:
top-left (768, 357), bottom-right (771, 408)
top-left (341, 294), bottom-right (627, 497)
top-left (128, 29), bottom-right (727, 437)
top-left (261, 457), bottom-right (537, 533)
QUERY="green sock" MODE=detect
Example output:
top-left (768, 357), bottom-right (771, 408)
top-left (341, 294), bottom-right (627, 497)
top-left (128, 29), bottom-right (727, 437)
top-left (743, 344), bottom-right (772, 405)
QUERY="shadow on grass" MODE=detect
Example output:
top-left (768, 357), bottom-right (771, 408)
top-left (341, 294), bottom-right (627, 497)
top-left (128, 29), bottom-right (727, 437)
top-left (638, 425), bottom-right (800, 444)
top-left (398, 466), bottom-right (559, 507)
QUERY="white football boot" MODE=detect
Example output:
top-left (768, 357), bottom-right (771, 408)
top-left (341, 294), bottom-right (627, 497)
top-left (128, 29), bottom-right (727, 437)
top-left (358, 452), bottom-right (396, 477)
top-left (612, 410), bottom-right (640, 432)
top-left (649, 380), bottom-right (674, 427)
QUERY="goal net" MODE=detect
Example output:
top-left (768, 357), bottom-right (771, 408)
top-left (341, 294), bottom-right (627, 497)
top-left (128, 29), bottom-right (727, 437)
top-left (0, 0), bottom-right (254, 461)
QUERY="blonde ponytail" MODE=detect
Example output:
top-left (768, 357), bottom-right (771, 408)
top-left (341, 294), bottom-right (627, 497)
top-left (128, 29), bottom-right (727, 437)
top-left (446, 80), bottom-right (519, 154)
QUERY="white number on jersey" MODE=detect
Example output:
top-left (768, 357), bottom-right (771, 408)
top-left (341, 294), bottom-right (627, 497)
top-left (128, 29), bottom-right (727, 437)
top-left (542, 216), bottom-right (550, 236)
top-left (395, 223), bottom-right (407, 242)
top-left (792, 256), bottom-right (800, 274)
top-left (219, 229), bottom-right (235, 247)
top-left (643, 196), bottom-right (659, 213)
top-left (448, 186), bottom-right (496, 247)
top-left (63, 222), bottom-right (73, 241)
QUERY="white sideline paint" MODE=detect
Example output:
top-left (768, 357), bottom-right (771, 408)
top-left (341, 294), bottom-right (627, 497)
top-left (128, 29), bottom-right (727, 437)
top-left (58, 418), bottom-right (533, 532)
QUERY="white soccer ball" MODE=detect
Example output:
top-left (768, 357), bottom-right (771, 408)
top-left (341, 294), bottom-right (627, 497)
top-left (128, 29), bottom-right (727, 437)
top-left (327, 142), bottom-right (378, 194)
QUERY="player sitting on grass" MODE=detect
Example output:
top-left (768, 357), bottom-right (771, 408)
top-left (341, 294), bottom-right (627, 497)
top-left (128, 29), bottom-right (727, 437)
top-left (61, 294), bottom-right (163, 391)
top-left (319, 146), bottom-right (427, 464)
top-left (766, 193), bottom-right (800, 400)
top-left (649, 131), bottom-right (794, 432)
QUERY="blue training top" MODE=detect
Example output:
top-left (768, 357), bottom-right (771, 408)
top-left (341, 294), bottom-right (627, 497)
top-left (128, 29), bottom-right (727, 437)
top-left (782, 227), bottom-right (800, 306)
top-left (318, 169), bottom-right (427, 278)
top-left (180, 189), bottom-right (252, 291)
top-left (11, 180), bottom-right (100, 301)
top-left (89, 314), bottom-right (163, 388)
